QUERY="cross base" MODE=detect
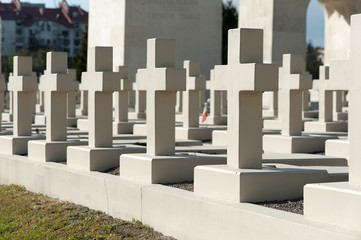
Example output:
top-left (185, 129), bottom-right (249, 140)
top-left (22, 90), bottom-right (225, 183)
top-left (194, 164), bottom-right (329, 203)
top-left (67, 145), bottom-right (145, 171)
top-left (325, 139), bottom-right (349, 159)
top-left (119, 153), bottom-right (225, 184)
top-left (0, 135), bottom-right (45, 155)
top-left (303, 110), bottom-right (318, 119)
top-left (304, 121), bottom-right (348, 133)
top-left (333, 112), bottom-right (348, 121)
top-left (304, 182), bottom-right (361, 231)
top-left (2, 112), bottom-right (13, 122)
top-left (34, 115), bottom-right (46, 125)
top-left (262, 109), bottom-right (278, 118)
top-left (28, 140), bottom-right (87, 162)
top-left (128, 112), bottom-right (146, 120)
top-left (263, 135), bottom-right (336, 154)
top-left (67, 117), bottom-right (78, 128)
top-left (199, 116), bottom-right (227, 126)
top-left (76, 108), bottom-right (88, 116)
top-left (77, 119), bottom-right (89, 131)
top-left (175, 127), bottom-right (213, 141)
top-left (113, 122), bottom-right (135, 134)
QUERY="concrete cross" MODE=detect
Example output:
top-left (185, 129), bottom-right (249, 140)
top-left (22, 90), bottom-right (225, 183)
top-left (182, 60), bottom-right (206, 128)
top-left (206, 70), bottom-right (223, 122)
top-left (67, 69), bottom-right (79, 119)
top-left (278, 54), bottom-right (312, 136)
top-left (8, 56), bottom-right (37, 136)
top-left (343, 15), bottom-right (361, 186)
top-left (213, 28), bottom-right (278, 169)
top-left (82, 47), bottom-right (120, 148)
top-left (114, 66), bottom-right (132, 123)
top-left (312, 66), bottom-right (332, 123)
top-left (39, 52), bottom-right (74, 142)
top-left (137, 39), bottom-right (186, 156)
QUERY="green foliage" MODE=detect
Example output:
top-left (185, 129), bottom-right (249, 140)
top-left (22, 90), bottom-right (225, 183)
top-left (306, 41), bottom-right (323, 79)
top-left (2, 48), bottom-right (53, 80)
top-left (73, 24), bottom-right (88, 81)
top-left (222, 0), bottom-right (238, 64)
top-left (0, 184), bottom-right (170, 239)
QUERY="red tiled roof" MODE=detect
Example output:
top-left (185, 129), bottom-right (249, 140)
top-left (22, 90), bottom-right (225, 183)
top-left (0, 0), bottom-right (87, 28)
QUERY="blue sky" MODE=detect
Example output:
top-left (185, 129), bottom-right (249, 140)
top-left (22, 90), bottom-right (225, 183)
top-left (6, 0), bottom-right (325, 47)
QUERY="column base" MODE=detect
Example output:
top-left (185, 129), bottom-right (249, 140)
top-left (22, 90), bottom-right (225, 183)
top-left (175, 127), bottom-right (213, 141)
top-left (2, 113), bottom-right (13, 122)
top-left (67, 117), bottom-right (78, 128)
top-left (304, 182), bottom-right (361, 231)
top-left (175, 113), bottom-right (183, 123)
top-left (34, 115), bottom-right (46, 125)
top-left (77, 119), bottom-right (88, 131)
top-left (113, 122), bottom-right (135, 134)
top-left (0, 135), bottom-right (45, 155)
top-left (35, 104), bottom-right (44, 113)
top-left (128, 112), bottom-right (146, 120)
top-left (200, 116), bottom-right (227, 125)
top-left (262, 109), bottom-right (278, 118)
top-left (76, 108), bottom-right (87, 116)
top-left (333, 112), bottom-right (348, 121)
top-left (263, 134), bottom-right (336, 154)
top-left (304, 121), bottom-right (348, 133)
top-left (263, 119), bottom-right (281, 130)
top-left (303, 110), bottom-right (318, 119)
top-left (67, 145), bottom-right (145, 171)
top-left (194, 164), bottom-right (329, 203)
top-left (28, 140), bottom-right (88, 162)
top-left (133, 124), bottom-right (146, 135)
top-left (119, 153), bottom-right (226, 184)
top-left (325, 139), bottom-right (350, 159)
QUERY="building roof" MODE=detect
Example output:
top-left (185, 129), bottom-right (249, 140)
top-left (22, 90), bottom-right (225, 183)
top-left (0, 0), bottom-right (87, 28)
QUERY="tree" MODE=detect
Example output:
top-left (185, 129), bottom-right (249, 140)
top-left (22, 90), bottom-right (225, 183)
top-left (222, 0), bottom-right (238, 64)
top-left (2, 48), bottom-right (52, 80)
top-left (72, 24), bottom-right (88, 81)
top-left (306, 41), bottom-right (323, 79)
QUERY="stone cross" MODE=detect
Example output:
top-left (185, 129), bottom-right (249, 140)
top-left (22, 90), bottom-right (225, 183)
top-left (278, 54), bottom-right (312, 136)
top-left (207, 71), bottom-right (222, 120)
top-left (182, 60), bottom-right (206, 128)
top-left (114, 66), bottom-right (132, 123)
top-left (213, 29), bottom-right (278, 169)
top-left (313, 66), bottom-right (332, 123)
top-left (83, 47), bottom-right (120, 148)
top-left (67, 69), bottom-right (79, 119)
top-left (39, 52), bottom-right (74, 142)
top-left (8, 56), bottom-right (37, 136)
top-left (336, 15), bottom-right (361, 186)
top-left (137, 39), bottom-right (186, 156)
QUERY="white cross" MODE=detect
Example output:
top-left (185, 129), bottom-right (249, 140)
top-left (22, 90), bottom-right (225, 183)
top-left (213, 28), bottom-right (278, 169)
top-left (137, 39), bottom-right (186, 156)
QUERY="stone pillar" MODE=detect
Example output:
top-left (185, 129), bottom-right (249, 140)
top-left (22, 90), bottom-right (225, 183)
top-left (182, 61), bottom-right (206, 128)
top-left (278, 54), bottom-right (312, 136)
top-left (9, 57), bottom-right (38, 137)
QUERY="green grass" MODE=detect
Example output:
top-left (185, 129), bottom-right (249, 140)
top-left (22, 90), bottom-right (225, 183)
top-left (0, 185), bottom-right (173, 240)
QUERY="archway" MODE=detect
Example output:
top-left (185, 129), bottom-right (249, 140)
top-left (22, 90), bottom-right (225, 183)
top-left (239, 0), bottom-right (361, 65)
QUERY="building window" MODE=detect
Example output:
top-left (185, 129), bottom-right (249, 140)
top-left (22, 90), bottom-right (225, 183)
top-left (74, 39), bottom-right (80, 46)
top-left (47, 23), bottom-right (51, 31)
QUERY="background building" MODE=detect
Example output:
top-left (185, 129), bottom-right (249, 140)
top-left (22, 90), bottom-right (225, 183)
top-left (0, 0), bottom-right (88, 58)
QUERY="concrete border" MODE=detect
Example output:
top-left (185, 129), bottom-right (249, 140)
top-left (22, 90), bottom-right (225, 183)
top-left (0, 153), bottom-right (360, 240)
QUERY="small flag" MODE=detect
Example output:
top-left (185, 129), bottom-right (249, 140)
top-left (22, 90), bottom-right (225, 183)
top-left (201, 104), bottom-right (208, 123)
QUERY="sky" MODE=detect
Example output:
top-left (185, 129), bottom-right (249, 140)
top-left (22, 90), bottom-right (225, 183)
top-left (3, 0), bottom-right (325, 47)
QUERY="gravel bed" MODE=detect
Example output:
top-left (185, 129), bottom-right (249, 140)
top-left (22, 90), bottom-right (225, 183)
top-left (254, 198), bottom-right (304, 215)
top-left (165, 182), bottom-right (194, 192)
top-left (164, 182), bottom-right (303, 214)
